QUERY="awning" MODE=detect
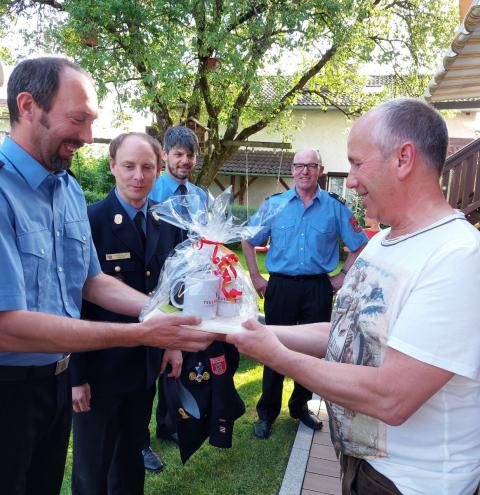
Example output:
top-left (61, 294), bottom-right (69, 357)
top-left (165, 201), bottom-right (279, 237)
top-left (425, 1), bottom-right (480, 109)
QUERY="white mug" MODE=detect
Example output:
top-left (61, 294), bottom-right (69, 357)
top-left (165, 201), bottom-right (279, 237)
top-left (217, 282), bottom-right (243, 318)
top-left (170, 274), bottom-right (219, 320)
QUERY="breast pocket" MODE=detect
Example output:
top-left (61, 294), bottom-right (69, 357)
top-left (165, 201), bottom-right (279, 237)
top-left (310, 223), bottom-right (336, 253)
top-left (270, 220), bottom-right (296, 250)
top-left (64, 221), bottom-right (90, 287)
top-left (17, 230), bottom-right (52, 310)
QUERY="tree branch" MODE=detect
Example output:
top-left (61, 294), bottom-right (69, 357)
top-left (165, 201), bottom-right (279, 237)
top-left (234, 44), bottom-right (337, 143)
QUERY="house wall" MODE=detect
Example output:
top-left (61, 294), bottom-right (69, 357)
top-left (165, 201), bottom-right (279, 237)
top-left (210, 174), bottom-right (294, 207)
top-left (248, 108), bottom-right (353, 175)
top-left (444, 111), bottom-right (480, 138)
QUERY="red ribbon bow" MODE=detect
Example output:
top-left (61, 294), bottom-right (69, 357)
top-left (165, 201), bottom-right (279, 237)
top-left (197, 238), bottom-right (243, 301)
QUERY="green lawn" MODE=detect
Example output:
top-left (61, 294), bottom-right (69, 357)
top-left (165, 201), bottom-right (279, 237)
top-left (61, 357), bottom-right (297, 495)
top-left (61, 250), bottom-right (297, 494)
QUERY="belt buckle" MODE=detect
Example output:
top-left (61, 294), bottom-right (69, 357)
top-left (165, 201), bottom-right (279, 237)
top-left (55, 353), bottom-right (70, 375)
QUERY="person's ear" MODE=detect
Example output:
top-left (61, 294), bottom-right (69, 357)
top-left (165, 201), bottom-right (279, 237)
top-left (16, 92), bottom-right (36, 122)
top-left (160, 148), bottom-right (168, 163)
top-left (396, 142), bottom-right (416, 181)
top-left (109, 158), bottom-right (116, 175)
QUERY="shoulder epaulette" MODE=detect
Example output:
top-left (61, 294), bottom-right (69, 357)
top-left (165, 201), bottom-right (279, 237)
top-left (267, 192), bottom-right (282, 200)
top-left (328, 191), bottom-right (346, 204)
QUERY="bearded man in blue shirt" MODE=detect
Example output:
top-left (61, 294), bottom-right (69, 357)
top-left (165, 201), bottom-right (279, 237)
top-left (242, 149), bottom-right (367, 439)
top-left (0, 57), bottom-right (214, 495)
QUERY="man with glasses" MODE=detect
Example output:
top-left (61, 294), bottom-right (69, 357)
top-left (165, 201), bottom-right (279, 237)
top-left (242, 148), bottom-right (367, 439)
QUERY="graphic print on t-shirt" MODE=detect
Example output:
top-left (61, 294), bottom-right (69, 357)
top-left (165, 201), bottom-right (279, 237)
top-left (325, 256), bottom-right (401, 459)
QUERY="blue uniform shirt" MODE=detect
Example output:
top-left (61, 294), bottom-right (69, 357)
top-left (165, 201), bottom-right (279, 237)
top-left (248, 187), bottom-right (367, 275)
top-left (0, 137), bottom-right (101, 365)
top-left (149, 171), bottom-right (207, 204)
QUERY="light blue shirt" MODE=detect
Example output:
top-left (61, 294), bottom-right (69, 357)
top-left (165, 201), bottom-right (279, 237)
top-left (248, 187), bottom-right (368, 275)
top-left (149, 171), bottom-right (207, 205)
top-left (114, 188), bottom-right (148, 234)
top-left (0, 137), bottom-right (101, 365)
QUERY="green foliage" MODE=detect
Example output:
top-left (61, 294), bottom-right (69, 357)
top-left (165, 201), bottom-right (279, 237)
top-left (70, 150), bottom-right (115, 204)
top-left (231, 204), bottom-right (258, 224)
top-left (0, 0), bottom-right (458, 187)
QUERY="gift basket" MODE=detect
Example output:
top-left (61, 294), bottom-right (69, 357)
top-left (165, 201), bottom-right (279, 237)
top-left (140, 186), bottom-right (284, 334)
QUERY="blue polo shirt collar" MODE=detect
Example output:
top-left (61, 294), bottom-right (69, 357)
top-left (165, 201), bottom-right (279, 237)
top-left (1, 136), bottom-right (70, 190)
top-left (162, 171), bottom-right (189, 194)
top-left (290, 185), bottom-right (323, 202)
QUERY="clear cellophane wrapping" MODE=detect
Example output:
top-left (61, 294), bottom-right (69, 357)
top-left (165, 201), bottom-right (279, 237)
top-left (139, 186), bottom-right (284, 334)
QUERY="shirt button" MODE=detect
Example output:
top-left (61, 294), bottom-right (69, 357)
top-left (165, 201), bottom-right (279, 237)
top-left (146, 271), bottom-right (151, 277)
top-left (115, 266), bottom-right (121, 272)
top-left (58, 267), bottom-right (63, 272)
top-left (300, 247), bottom-right (303, 251)
top-left (148, 291), bottom-right (153, 296)
top-left (40, 248), bottom-right (45, 255)
top-left (301, 233), bottom-right (304, 236)
top-left (82, 235), bottom-right (86, 241)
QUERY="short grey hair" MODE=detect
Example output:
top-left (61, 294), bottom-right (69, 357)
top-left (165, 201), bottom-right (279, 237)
top-left (368, 98), bottom-right (448, 175)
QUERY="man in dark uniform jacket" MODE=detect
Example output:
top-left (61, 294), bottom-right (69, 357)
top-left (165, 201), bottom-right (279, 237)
top-left (70, 132), bottom-right (183, 495)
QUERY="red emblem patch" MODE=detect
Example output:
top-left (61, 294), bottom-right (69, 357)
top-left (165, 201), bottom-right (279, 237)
top-left (349, 216), bottom-right (362, 233)
top-left (210, 355), bottom-right (227, 376)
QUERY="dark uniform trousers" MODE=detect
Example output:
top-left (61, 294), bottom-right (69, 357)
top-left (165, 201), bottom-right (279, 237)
top-left (0, 365), bottom-right (71, 495)
top-left (257, 273), bottom-right (333, 422)
top-left (70, 190), bottom-right (181, 495)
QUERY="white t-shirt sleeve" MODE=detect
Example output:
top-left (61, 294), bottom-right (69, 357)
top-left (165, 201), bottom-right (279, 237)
top-left (387, 241), bottom-right (480, 380)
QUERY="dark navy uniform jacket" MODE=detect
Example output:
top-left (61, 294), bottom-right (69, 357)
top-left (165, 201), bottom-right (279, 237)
top-left (70, 189), bottom-right (181, 395)
top-left (162, 342), bottom-right (245, 464)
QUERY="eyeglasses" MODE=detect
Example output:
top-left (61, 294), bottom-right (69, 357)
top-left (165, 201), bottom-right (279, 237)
top-left (292, 163), bottom-right (321, 171)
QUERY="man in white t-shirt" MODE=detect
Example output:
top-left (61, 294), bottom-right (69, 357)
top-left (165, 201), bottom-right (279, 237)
top-left (227, 98), bottom-right (480, 494)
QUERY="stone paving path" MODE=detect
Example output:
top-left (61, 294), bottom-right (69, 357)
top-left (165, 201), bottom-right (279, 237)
top-left (279, 397), bottom-right (341, 495)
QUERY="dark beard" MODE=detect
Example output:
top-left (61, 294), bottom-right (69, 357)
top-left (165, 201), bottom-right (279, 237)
top-left (50, 155), bottom-right (72, 172)
top-left (167, 162), bottom-right (189, 180)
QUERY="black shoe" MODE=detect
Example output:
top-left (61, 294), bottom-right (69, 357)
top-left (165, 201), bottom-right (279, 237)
top-left (156, 429), bottom-right (179, 444)
top-left (254, 419), bottom-right (272, 439)
top-left (291, 410), bottom-right (323, 430)
top-left (142, 447), bottom-right (165, 473)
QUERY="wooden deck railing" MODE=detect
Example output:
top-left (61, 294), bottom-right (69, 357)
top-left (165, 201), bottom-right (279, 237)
top-left (442, 137), bottom-right (480, 224)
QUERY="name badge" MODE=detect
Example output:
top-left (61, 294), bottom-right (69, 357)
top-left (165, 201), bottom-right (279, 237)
top-left (106, 252), bottom-right (131, 261)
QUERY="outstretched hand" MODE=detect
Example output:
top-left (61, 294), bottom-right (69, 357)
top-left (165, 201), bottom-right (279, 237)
top-left (226, 318), bottom-right (284, 366)
top-left (141, 313), bottom-right (216, 352)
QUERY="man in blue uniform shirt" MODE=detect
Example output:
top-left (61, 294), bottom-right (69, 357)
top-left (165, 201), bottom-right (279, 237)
top-left (0, 57), bottom-right (214, 495)
top-left (242, 148), bottom-right (367, 439)
top-left (149, 125), bottom-right (207, 207)
top-left (146, 125), bottom-right (208, 455)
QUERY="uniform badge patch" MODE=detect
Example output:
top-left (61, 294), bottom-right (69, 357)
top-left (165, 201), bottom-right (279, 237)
top-left (178, 407), bottom-right (190, 420)
top-left (209, 355), bottom-right (227, 376)
top-left (114, 214), bottom-right (123, 225)
top-left (189, 362), bottom-right (210, 382)
top-left (349, 216), bottom-right (362, 233)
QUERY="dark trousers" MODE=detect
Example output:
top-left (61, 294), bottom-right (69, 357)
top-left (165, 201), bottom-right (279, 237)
top-left (340, 454), bottom-right (402, 494)
top-left (256, 274), bottom-right (333, 422)
top-left (0, 368), bottom-right (71, 495)
top-left (142, 371), bottom-right (177, 450)
top-left (72, 384), bottom-right (155, 495)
